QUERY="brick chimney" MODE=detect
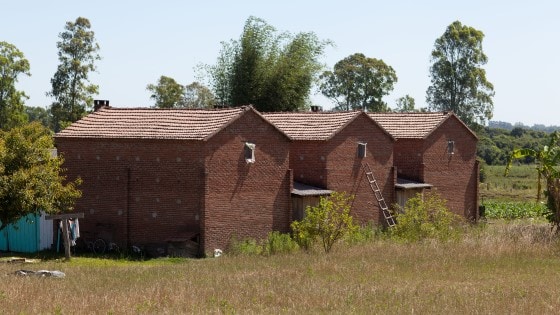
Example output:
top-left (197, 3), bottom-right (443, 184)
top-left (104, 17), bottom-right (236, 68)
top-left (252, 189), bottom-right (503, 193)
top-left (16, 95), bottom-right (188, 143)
top-left (310, 105), bottom-right (322, 112)
top-left (94, 100), bottom-right (110, 111)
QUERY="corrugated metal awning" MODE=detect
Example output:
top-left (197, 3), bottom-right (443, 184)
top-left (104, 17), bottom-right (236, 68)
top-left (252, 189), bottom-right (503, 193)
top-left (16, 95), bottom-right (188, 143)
top-left (292, 182), bottom-right (332, 197)
top-left (395, 178), bottom-right (433, 190)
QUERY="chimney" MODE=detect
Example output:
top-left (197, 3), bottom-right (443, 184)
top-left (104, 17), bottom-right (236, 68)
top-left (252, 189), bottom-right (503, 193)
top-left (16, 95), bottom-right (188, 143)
top-left (310, 105), bottom-right (322, 112)
top-left (94, 100), bottom-right (110, 111)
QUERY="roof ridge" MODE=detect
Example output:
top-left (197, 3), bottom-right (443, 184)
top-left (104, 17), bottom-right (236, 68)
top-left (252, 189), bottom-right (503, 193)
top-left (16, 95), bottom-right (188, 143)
top-left (56, 105), bottom-right (251, 140)
top-left (99, 106), bottom-right (245, 112)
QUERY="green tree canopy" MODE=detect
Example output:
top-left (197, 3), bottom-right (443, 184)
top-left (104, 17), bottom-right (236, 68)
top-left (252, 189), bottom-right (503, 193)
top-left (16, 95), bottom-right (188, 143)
top-left (0, 42), bottom-right (30, 130)
top-left (147, 76), bottom-right (186, 108)
top-left (0, 122), bottom-right (82, 232)
top-left (25, 106), bottom-right (50, 128)
top-left (319, 53), bottom-right (397, 112)
top-left (394, 95), bottom-right (416, 112)
top-left (184, 81), bottom-right (216, 109)
top-left (48, 17), bottom-right (100, 132)
top-left (203, 16), bottom-right (329, 111)
top-left (426, 21), bottom-right (494, 128)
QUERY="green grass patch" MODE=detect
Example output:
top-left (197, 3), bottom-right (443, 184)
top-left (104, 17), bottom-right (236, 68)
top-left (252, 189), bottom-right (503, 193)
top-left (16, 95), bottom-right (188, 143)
top-left (480, 164), bottom-right (540, 201)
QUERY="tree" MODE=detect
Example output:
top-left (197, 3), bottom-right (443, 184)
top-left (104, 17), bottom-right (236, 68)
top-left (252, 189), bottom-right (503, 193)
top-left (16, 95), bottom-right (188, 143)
top-left (290, 192), bottom-right (357, 253)
top-left (426, 21), bottom-right (494, 127)
top-left (200, 41), bottom-right (235, 106)
top-left (146, 76), bottom-right (186, 108)
top-left (505, 131), bottom-right (560, 228)
top-left (394, 95), bottom-right (416, 112)
top-left (183, 81), bottom-right (215, 109)
top-left (0, 42), bottom-right (30, 130)
top-left (48, 17), bottom-right (100, 132)
top-left (0, 122), bottom-right (82, 232)
top-left (203, 16), bottom-right (329, 111)
top-left (25, 106), bottom-right (50, 128)
top-left (319, 53), bottom-right (397, 112)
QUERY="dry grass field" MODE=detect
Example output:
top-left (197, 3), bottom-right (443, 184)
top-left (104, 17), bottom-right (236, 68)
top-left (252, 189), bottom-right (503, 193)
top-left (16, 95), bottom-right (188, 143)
top-left (2, 220), bottom-right (560, 314)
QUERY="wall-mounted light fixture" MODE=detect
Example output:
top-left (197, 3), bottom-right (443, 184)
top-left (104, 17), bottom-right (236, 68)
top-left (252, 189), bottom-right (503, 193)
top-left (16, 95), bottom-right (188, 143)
top-left (447, 140), bottom-right (455, 155)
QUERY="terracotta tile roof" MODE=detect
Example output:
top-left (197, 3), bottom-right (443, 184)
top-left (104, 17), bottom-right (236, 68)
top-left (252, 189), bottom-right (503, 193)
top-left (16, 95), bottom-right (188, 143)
top-left (55, 106), bottom-right (252, 140)
top-left (263, 111), bottom-right (362, 140)
top-left (368, 112), bottom-right (451, 139)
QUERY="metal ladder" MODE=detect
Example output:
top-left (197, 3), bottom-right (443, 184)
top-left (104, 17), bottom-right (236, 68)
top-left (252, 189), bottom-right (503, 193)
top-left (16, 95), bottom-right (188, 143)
top-left (362, 163), bottom-right (396, 227)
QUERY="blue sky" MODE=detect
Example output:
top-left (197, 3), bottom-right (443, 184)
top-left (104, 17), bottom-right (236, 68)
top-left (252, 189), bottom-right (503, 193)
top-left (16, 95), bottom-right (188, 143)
top-left (2, 0), bottom-right (559, 126)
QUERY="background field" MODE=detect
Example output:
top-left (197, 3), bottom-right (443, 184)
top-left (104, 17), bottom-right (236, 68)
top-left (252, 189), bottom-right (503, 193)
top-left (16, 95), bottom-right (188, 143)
top-left (480, 164), bottom-right (539, 202)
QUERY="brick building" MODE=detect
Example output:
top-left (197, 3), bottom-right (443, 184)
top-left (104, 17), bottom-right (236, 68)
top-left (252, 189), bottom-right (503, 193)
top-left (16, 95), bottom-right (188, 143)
top-left (55, 105), bottom-right (292, 256)
top-left (370, 112), bottom-right (479, 220)
top-left (55, 105), bottom-right (479, 256)
top-left (264, 111), bottom-right (395, 225)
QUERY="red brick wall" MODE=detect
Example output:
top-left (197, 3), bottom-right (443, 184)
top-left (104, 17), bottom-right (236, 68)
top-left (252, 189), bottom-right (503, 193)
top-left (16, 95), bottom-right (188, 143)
top-left (393, 139), bottom-right (425, 182)
top-left (55, 138), bottom-right (205, 253)
top-left (203, 110), bottom-right (292, 254)
top-left (289, 141), bottom-right (328, 188)
top-left (391, 117), bottom-right (478, 220)
top-left (422, 117), bottom-right (479, 219)
top-left (56, 111), bottom-right (292, 256)
top-left (291, 114), bottom-right (395, 226)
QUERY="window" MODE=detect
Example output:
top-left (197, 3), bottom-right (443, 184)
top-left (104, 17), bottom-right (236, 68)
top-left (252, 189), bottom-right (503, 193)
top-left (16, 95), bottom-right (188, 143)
top-left (447, 140), bottom-right (455, 155)
top-left (358, 142), bottom-right (367, 158)
top-left (245, 142), bottom-right (255, 163)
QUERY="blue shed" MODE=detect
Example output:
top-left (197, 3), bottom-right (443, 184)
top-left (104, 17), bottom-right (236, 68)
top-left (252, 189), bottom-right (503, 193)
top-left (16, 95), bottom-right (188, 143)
top-left (0, 213), bottom-right (54, 253)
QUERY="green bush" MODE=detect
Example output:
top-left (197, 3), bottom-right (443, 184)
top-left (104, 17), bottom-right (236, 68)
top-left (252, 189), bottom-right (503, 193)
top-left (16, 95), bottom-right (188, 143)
top-left (291, 192), bottom-right (358, 253)
top-left (344, 222), bottom-right (386, 244)
top-left (228, 237), bottom-right (263, 256)
top-left (264, 231), bottom-right (299, 255)
top-left (391, 192), bottom-right (463, 242)
top-left (229, 232), bottom-right (299, 256)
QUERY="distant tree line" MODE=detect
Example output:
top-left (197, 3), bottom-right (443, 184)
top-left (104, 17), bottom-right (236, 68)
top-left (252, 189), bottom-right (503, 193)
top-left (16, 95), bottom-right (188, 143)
top-left (477, 125), bottom-right (553, 165)
top-left (489, 121), bottom-right (560, 134)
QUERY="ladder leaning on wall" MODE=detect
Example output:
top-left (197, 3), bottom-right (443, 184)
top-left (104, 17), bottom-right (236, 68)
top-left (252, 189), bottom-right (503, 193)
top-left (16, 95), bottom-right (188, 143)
top-left (362, 163), bottom-right (396, 228)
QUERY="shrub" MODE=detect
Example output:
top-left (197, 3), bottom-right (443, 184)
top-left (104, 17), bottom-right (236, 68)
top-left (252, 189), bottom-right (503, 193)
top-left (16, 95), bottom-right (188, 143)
top-left (344, 222), bottom-right (386, 245)
top-left (391, 192), bottom-right (463, 242)
top-left (264, 231), bottom-right (299, 255)
top-left (229, 232), bottom-right (299, 256)
top-left (291, 192), bottom-right (358, 253)
top-left (228, 237), bottom-right (263, 256)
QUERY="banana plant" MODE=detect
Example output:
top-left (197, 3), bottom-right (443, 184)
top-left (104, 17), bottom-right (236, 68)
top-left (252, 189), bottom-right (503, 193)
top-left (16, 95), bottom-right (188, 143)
top-left (505, 131), bottom-right (560, 227)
